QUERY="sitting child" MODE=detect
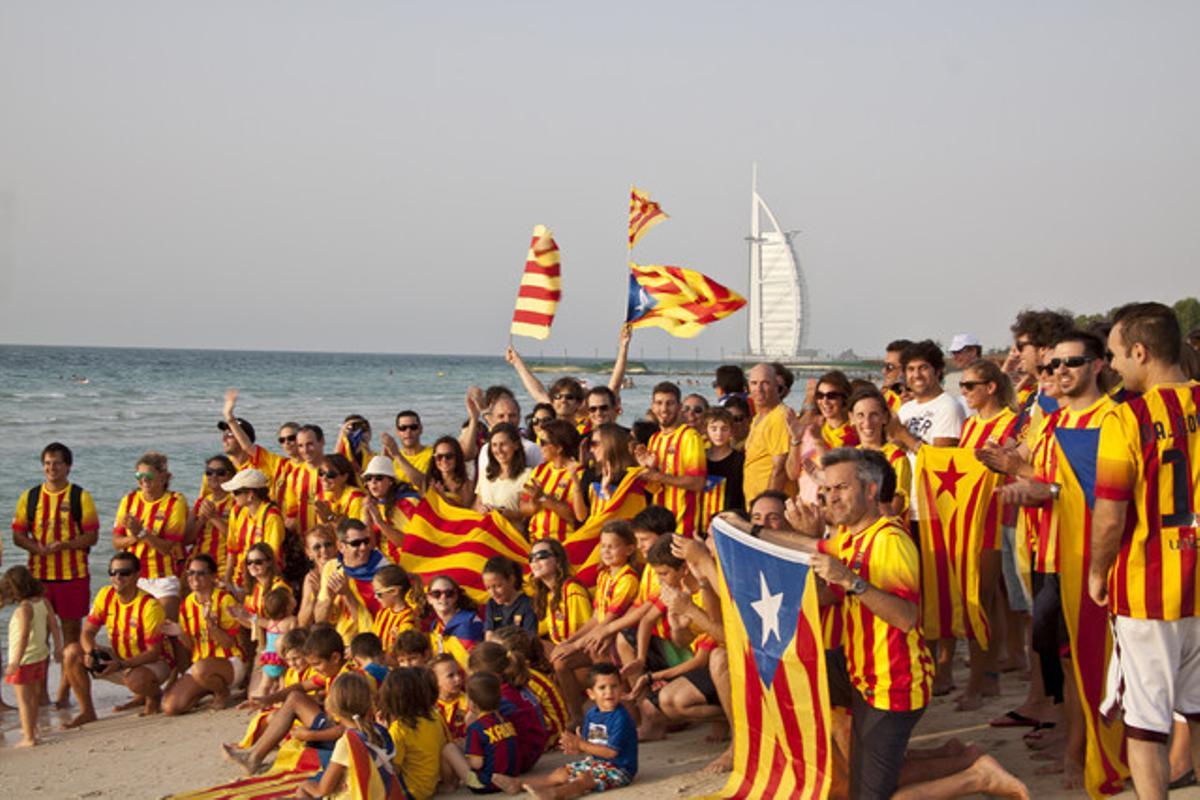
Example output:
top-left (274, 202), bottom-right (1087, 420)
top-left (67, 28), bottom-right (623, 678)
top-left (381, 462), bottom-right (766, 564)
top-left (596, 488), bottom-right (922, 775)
top-left (379, 666), bottom-right (448, 800)
top-left (431, 654), bottom-right (468, 742)
top-left (468, 641), bottom-right (548, 773)
top-left (440, 671), bottom-right (520, 793)
top-left (349, 632), bottom-right (389, 687)
top-left (481, 556), bottom-right (537, 637)
top-left (393, 628), bottom-right (433, 668)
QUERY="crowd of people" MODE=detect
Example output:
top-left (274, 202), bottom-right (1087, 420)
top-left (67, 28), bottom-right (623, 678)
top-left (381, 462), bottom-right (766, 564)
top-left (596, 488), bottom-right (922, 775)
top-left (2, 302), bottom-right (1199, 800)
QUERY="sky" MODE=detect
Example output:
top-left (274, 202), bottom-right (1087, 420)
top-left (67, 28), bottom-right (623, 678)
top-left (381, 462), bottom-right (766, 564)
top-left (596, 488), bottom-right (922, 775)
top-left (1, 2), bottom-right (1197, 360)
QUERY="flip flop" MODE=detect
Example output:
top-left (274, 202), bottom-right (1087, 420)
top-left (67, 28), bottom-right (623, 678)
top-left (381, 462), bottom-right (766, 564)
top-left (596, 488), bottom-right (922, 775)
top-left (990, 710), bottom-right (1040, 728)
top-left (1023, 722), bottom-right (1058, 748)
top-left (1169, 770), bottom-right (1196, 790)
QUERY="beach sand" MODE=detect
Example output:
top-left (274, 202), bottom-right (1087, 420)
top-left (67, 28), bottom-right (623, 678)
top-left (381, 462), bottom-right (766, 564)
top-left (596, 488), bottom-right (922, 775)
top-left (0, 661), bottom-right (1190, 799)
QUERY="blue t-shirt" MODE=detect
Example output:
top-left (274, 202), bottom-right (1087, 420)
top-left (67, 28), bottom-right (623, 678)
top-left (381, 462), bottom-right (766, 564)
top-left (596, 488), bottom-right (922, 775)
top-left (582, 704), bottom-right (637, 777)
top-left (464, 711), bottom-right (519, 786)
top-left (363, 661), bottom-right (389, 686)
top-left (484, 593), bottom-right (537, 634)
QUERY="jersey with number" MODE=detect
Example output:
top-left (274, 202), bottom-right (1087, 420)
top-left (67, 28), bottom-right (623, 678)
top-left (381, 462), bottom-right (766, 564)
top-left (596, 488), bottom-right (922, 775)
top-left (181, 588), bottom-right (242, 661)
top-left (647, 424), bottom-right (707, 536)
top-left (87, 586), bottom-right (165, 661)
top-left (12, 483), bottom-right (99, 581)
top-left (1096, 383), bottom-right (1200, 620)
top-left (526, 462), bottom-right (580, 540)
top-left (114, 490), bottom-right (188, 579)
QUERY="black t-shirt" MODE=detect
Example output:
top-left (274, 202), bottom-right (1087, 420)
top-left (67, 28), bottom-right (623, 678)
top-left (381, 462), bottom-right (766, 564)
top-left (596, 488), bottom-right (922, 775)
top-left (707, 449), bottom-right (745, 512)
top-left (483, 593), bottom-right (537, 634)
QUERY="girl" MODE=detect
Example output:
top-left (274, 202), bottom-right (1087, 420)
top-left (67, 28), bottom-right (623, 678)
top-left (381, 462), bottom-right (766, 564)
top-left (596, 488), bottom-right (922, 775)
top-left (378, 667), bottom-right (448, 800)
top-left (430, 653), bottom-right (468, 741)
top-left (298, 525), bottom-right (337, 626)
top-left (242, 542), bottom-right (291, 691)
top-left (254, 586), bottom-right (297, 697)
top-left (186, 455), bottom-right (236, 576)
top-left (423, 436), bottom-right (475, 509)
top-left (361, 456), bottom-right (418, 563)
top-left (315, 454), bottom-right (368, 527)
top-left (467, 641), bottom-right (549, 773)
top-left (481, 556), bottom-right (537, 637)
top-left (582, 423), bottom-right (639, 518)
top-left (474, 423), bottom-right (533, 524)
top-left (2, 566), bottom-right (62, 747)
top-left (521, 418), bottom-right (584, 540)
top-left (371, 565), bottom-right (426, 661)
top-left (491, 625), bottom-right (567, 750)
top-left (550, 520), bottom-right (639, 727)
top-left (425, 575), bottom-right (484, 667)
top-left (529, 538), bottom-right (593, 659)
top-left (293, 671), bottom-right (400, 800)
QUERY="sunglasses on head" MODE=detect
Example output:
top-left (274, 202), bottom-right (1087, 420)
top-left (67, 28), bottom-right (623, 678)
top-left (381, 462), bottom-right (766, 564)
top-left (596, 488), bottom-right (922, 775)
top-left (319, 470), bottom-right (341, 479)
top-left (1047, 356), bottom-right (1093, 371)
top-left (278, 433), bottom-right (298, 444)
top-left (815, 391), bottom-right (846, 401)
top-left (344, 537), bottom-right (372, 549)
top-left (530, 550), bottom-right (555, 563)
top-left (427, 588), bottom-right (458, 599)
top-left (396, 423), bottom-right (420, 432)
top-left (109, 567), bottom-right (137, 577)
top-left (205, 467), bottom-right (230, 477)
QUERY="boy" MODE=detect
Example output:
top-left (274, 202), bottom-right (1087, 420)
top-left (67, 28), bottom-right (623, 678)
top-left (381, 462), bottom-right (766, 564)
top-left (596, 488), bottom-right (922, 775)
top-left (349, 631), bottom-right (389, 686)
top-left (508, 663), bottom-right (638, 798)
top-left (703, 407), bottom-right (745, 515)
top-left (394, 628), bottom-right (433, 667)
top-left (431, 653), bottom-right (468, 741)
top-left (612, 507), bottom-right (689, 675)
top-left (441, 671), bottom-right (519, 792)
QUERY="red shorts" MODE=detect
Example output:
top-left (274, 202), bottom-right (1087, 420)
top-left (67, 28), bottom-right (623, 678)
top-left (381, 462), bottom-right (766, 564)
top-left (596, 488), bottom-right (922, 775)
top-left (42, 576), bottom-right (90, 620)
top-left (5, 658), bottom-right (48, 685)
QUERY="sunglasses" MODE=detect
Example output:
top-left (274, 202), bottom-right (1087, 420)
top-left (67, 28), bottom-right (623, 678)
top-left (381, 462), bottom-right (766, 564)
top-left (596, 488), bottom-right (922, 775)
top-left (109, 567), bottom-right (137, 577)
top-left (427, 588), bottom-right (458, 599)
top-left (587, 405), bottom-right (611, 413)
top-left (589, 440), bottom-right (601, 448)
top-left (881, 363), bottom-right (900, 373)
top-left (310, 541), bottom-right (336, 551)
top-left (1015, 339), bottom-right (1034, 351)
top-left (186, 569), bottom-right (212, 578)
top-left (278, 433), bottom-right (298, 444)
top-left (815, 391), bottom-right (846, 401)
top-left (344, 537), bottom-right (372, 549)
top-left (319, 470), bottom-right (341, 479)
top-left (959, 380), bottom-right (987, 391)
top-left (530, 550), bottom-right (555, 563)
top-left (683, 405), bottom-right (706, 414)
top-left (374, 586), bottom-right (399, 596)
top-left (396, 424), bottom-right (420, 432)
top-left (433, 452), bottom-right (457, 462)
top-left (531, 417), bottom-right (554, 427)
top-left (1047, 356), bottom-right (1093, 371)
top-left (205, 467), bottom-right (230, 477)
top-left (552, 393), bottom-right (581, 402)
top-left (1105, 350), bottom-right (1115, 363)
top-left (364, 474), bottom-right (391, 482)
top-left (246, 558), bottom-right (268, 566)
top-left (134, 471), bottom-right (158, 481)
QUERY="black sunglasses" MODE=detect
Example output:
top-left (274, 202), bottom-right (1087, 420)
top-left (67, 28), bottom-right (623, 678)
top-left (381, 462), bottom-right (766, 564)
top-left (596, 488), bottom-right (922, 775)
top-left (396, 424), bottom-right (420, 432)
top-left (278, 433), bottom-right (298, 444)
top-left (1047, 356), bottom-right (1093, 371)
top-left (205, 468), bottom-right (230, 477)
top-left (959, 380), bottom-right (987, 391)
top-left (109, 567), bottom-right (137, 577)
top-left (319, 470), bottom-right (341, 479)
top-left (344, 537), bottom-right (372, 549)
top-left (815, 391), bottom-right (846, 401)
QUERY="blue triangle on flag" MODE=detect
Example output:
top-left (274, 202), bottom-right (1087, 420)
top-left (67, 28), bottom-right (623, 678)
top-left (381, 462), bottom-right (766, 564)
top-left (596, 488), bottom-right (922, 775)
top-left (1055, 428), bottom-right (1101, 509)
top-left (625, 271), bottom-right (658, 323)
top-left (705, 474), bottom-right (726, 492)
top-left (713, 521), bottom-right (811, 688)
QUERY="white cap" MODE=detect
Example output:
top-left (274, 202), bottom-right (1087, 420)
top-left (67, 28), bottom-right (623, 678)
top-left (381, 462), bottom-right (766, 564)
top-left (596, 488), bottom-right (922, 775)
top-left (949, 333), bottom-right (982, 353)
top-left (221, 469), bottom-right (268, 492)
top-left (362, 455), bottom-right (397, 480)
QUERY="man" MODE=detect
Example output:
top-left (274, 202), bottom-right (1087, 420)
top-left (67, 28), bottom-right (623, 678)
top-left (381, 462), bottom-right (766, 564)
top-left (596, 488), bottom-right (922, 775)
top-left (11, 442), bottom-right (100, 706)
top-left (881, 339), bottom-right (913, 412)
top-left (283, 424), bottom-right (325, 535)
top-left (382, 409), bottom-right (433, 478)
top-left (636, 381), bottom-right (707, 537)
top-left (743, 364), bottom-right (790, 503)
top-left (712, 364), bottom-right (748, 407)
top-left (217, 389), bottom-right (289, 502)
top-left (460, 388), bottom-right (543, 473)
top-left (681, 393), bottom-right (709, 433)
top-left (580, 385), bottom-right (625, 466)
top-left (1006, 309), bottom-right (1074, 417)
top-left (61, 552), bottom-right (170, 727)
top-left (1090, 302), bottom-right (1200, 797)
top-left (315, 518), bottom-right (390, 643)
top-left (890, 340), bottom-right (965, 453)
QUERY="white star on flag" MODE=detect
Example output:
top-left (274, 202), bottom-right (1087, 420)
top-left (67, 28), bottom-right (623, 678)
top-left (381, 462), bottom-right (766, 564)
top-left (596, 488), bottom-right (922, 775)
top-left (750, 571), bottom-right (783, 647)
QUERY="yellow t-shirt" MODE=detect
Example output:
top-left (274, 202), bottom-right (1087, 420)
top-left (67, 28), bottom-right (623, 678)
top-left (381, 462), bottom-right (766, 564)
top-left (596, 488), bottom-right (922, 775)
top-left (389, 715), bottom-right (448, 800)
top-left (743, 404), bottom-right (790, 505)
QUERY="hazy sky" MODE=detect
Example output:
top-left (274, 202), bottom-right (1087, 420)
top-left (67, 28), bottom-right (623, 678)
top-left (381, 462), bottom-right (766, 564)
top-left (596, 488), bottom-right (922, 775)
top-left (2, 2), bottom-right (1197, 359)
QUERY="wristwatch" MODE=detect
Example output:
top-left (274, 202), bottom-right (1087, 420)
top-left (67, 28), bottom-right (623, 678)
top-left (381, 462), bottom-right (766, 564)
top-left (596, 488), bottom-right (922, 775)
top-left (1048, 483), bottom-right (1061, 501)
top-left (847, 576), bottom-right (869, 596)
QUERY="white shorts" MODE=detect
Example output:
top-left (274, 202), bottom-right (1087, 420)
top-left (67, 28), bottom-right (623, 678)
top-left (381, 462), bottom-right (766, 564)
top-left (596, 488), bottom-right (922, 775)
top-left (96, 649), bottom-right (171, 685)
top-left (1103, 615), bottom-right (1200, 740)
top-left (187, 655), bottom-right (247, 687)
top-left (137, 576), bottom-right (181, 599)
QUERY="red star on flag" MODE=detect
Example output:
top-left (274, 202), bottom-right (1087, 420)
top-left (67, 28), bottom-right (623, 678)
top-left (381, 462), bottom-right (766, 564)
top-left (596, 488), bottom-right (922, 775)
top-left (934, 458), bottom-right (968, 497)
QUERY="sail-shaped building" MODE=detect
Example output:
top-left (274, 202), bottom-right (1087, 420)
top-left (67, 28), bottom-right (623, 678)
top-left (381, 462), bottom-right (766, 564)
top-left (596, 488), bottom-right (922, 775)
top-left (746, 169), bottom-right (809, 359)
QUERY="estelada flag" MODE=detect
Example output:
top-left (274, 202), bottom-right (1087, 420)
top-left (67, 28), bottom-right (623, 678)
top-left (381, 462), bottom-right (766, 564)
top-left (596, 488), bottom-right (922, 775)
top-left (915, 447), bottom-right (1000, 647)
top-left (1056, 428), bottom-right (1129, 798)
top-left (510, 225), bottom-right (561, 340)
top-left (628, 185), bottom-right (667, 248)
top-left (711, 516), bottom-right (832, 800)
top-left (626, 263), bottom-right (746, 339)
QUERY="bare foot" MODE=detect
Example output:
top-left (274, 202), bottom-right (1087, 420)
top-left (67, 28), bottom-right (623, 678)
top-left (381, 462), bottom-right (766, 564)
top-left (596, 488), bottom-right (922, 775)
top-left (63, 711), bottom-right (97, 729)
top-left (706, 719), bottom-right (730, 743)
top-left (970, 754), bottom-right (1030, 799)
top-left (637, 722), bottom-right (667, 742)
top-left (931, 678), bottom-right (956, 697)
top-left (139, 697), bottom-right (161, 717)
top-left (54, 697), bottom-right (72, 711)
top-left (210, 691), bottom-right (230, 711)
top-left (114, 697), bottom-right (141, 712)
top-left (955, 692), bottom-right (983, 712)
top-left (491, 774), bottom-right (522, 794)
top-left (15, 736), bottom-right (38, 748)
top-left (702, 746), bottom-right (734, 775)
top-left (222, 742), bottom-right (262, 776)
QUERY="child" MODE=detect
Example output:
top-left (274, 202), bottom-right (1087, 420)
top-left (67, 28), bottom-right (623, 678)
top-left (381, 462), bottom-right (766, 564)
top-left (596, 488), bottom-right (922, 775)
top-left (441, 671), bottom-right (519, 793)
top-left (481, 556), bottom-right (536, 637)
top-left (236, 626), bottom-right (315, 749)
top-left (507, 662), bottom-right (638, 798)
top-left (703, 407), bottom-right (745, 514)
top-left (394, 628), bottom-right (433, 667)
top-left (254, 585), bottom-right (297, 697)
top-left (350, 632), bottom-right (389, 686)
top-left (293, 671), bottom-right (401, 799)
top-left (2, 566), bottom-right (62, 747)
top-left (378, 666), bottom-right (447, 800)
top-left (371, 564), bottom-right (424, 660)
top-left (551, 520), bottom-right (640, 726)
top-left (491, 625), bottom-right (567, 749)
top-left (610, 507), bottom-right (688, 675)
top-left (431, 653), bottom-right (468, 741)
top-left (529, 538), bottom-right (592, 659)
top-left (468, 641), bottom-right (549, 773)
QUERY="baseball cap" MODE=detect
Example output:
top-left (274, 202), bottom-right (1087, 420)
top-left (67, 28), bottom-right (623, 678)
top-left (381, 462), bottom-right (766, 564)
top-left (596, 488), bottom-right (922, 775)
top-left (949, 333), bottom-right (981, 353)
top-left (217, 417), bottom-right (257, 443)
top-left (221, 469), bottom-right (268, 492)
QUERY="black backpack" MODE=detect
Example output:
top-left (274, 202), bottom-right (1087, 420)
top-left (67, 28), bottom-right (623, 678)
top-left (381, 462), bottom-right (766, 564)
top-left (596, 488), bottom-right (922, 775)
top-left (25, 483), bottom-right (85, 531)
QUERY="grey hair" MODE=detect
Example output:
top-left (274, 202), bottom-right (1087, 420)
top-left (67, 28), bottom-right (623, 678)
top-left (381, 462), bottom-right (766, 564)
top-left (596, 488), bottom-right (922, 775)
top-left (820, 447), bottom-right (884, 491)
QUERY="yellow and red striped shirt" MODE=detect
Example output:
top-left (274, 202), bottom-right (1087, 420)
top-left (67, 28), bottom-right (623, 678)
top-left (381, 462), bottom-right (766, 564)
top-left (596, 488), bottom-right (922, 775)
top-left (526, 462), bottom-right (580, 541)
top-left (821, 420), bottom-right (860, 450)
top-left (647, 424), bottom-right (707, 536)
top-left (438, 693), bottom-right (469, 740)
top-left (323, 485), bottom-right (368, 525)
top-left (960, 408), bottom-right (1020, 551)
top-left (86, 586), bottom-right (165, 661)
top-left (1097, 382), bottom-right (1200, 620)
top-left (113, 490), bottom-right (188, 579)
top-left (820, 516), bottom-right (933, 711)
top-left (244, 575), bottom-right (290, 617)
top-left (594, 563), bottom-right (639, 623)
top-left (283, 462), bottom-right (322, 533)
top-left (189, 492), bottom-right (234, 575)
top-left (12, 483), bottom-right (99, 581)
top-left (373, 605), bottom-right (418, 655)
top-left (181, 589), bottom-right (242, 661)
top-left (541, 578), bottom-right (592, 644)
top-left (226, 502), bottom-right (286, 588)
top-left (858, 443), bottom-right (913, 518)
top-left (633, 563), bottom-right (670, 638)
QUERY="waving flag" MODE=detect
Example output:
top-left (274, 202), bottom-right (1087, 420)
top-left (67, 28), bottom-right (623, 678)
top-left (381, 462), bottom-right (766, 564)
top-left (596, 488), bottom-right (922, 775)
top-left (1056, 429), bottom-right (1129, 798)
top-left (626, 263), bottom-right (746, 338)
top-left (915, 447), bottom-right (1000, 647)
top-left (510, 225), bottom-right (562, 340)
top-left (628, 185), bottom-right (668, 248)
top-left (712, 516), bottom-right (832, 800)
top-left (570, 467), bottom-right (648, 586)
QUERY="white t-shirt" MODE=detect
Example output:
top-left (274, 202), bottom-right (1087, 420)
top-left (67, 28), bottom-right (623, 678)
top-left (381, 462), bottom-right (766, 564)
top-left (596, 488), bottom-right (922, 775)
top-left (477, 467), bottom-right (535, 513)
top-left (477, 438), bottom-right (542, 477)
top-left (899, 391), bottom-right (965, 520)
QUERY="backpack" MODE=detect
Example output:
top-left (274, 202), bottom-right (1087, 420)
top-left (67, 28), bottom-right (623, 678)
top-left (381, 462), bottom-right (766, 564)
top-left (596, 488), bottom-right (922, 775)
top-left (25, 483), bottom-right (85, 531)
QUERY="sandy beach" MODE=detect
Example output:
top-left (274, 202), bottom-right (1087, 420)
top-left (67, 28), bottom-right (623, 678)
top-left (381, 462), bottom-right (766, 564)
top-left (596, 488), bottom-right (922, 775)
top-left (2, 659), bottom-right (1184, 799)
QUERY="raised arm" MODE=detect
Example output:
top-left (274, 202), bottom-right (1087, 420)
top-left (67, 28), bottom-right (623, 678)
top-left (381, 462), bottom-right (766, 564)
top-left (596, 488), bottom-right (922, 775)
top-left (222, 389), bottom-right (256, 456)
top-left (458, 387), bottom-right (484, 461)
top-left (505, 345), bottom-right (550, 404)
top-left (607, 323), bottom-right (633, 395)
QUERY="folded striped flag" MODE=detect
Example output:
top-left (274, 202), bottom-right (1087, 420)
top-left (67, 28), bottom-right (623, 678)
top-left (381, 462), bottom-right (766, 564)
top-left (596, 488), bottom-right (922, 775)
top-left (626, 263), bottom-right (746, 338)
top-left (628, 185), bottom-right (668, 248)
top-left (510, 225), bottom-right (561, 340)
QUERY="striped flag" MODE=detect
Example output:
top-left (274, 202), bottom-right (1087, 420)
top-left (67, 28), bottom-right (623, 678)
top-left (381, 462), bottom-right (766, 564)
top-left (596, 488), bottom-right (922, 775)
top-left (1055, 429), bottom-right (1128, 798)
top-left (626, 263), bottom-right (746, 338)
top-left (568, 467), bottom-right (648, 586)
top-left (510, 225), bottom-right (561, 340)
top-left (169, 740), bottom-right (320, 799)
top-left (711, 515), bottom-right (832, 799)
top-left (915, 447), bottom-right (1000, 647)
top-left (628, 185), bottom-right (667, 248)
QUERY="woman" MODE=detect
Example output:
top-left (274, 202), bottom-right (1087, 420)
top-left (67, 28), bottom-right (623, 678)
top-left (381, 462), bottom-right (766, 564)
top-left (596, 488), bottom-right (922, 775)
top-left (162, 554), bottom-right (247, 715)
top-left (847, 388), bottom-right (912, 517)
top-left (223, 470), bottom-right (286, 593)
top-left (186, 455), bottom-right (236, 577)
top-left (814, 370), bottom-right (859, 448)
top-left (315, 519), bottom-right (389, 643)
top-left (396, 435), bottom-right (476, 509)
top-left (521, 419), bottom-right (584, 542)
top-left (681, 393), bottom-right (709, 433)
top-left (335, 414), bottom-right (375, 476)
top-left (529, 539), bottom-right (593, 659)
top-left (425, 574), bottom-right (484, 667)
top-left (474, 423), bottom-right (533, 524)
top-left (315, 454), bottom-right (368, 527)
top-left (113, 451), bottom-right (188, 620)
top-left (361, 455), bottom-right (418, 563)
top-left (526, 403), bottom-right (557, 441)
top-left (298, 524), bottom-right (337, 627)
top-left (578, 422), bottom-right (639, 520)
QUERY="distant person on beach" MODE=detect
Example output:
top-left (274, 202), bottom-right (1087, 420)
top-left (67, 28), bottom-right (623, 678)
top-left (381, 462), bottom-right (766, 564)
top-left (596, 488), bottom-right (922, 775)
top-left (62, 552), bottom-right (170, 727)
top-left (113, 451), bottom-right (188, 622)
top-left (712, 364), bottom-right (748, 407)
top-left (10, 442), bottom-right (99, 707)
top-left (635, 381), bottom-right (707, 537)
top-left (283, 423), bottom-right (326, 535)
